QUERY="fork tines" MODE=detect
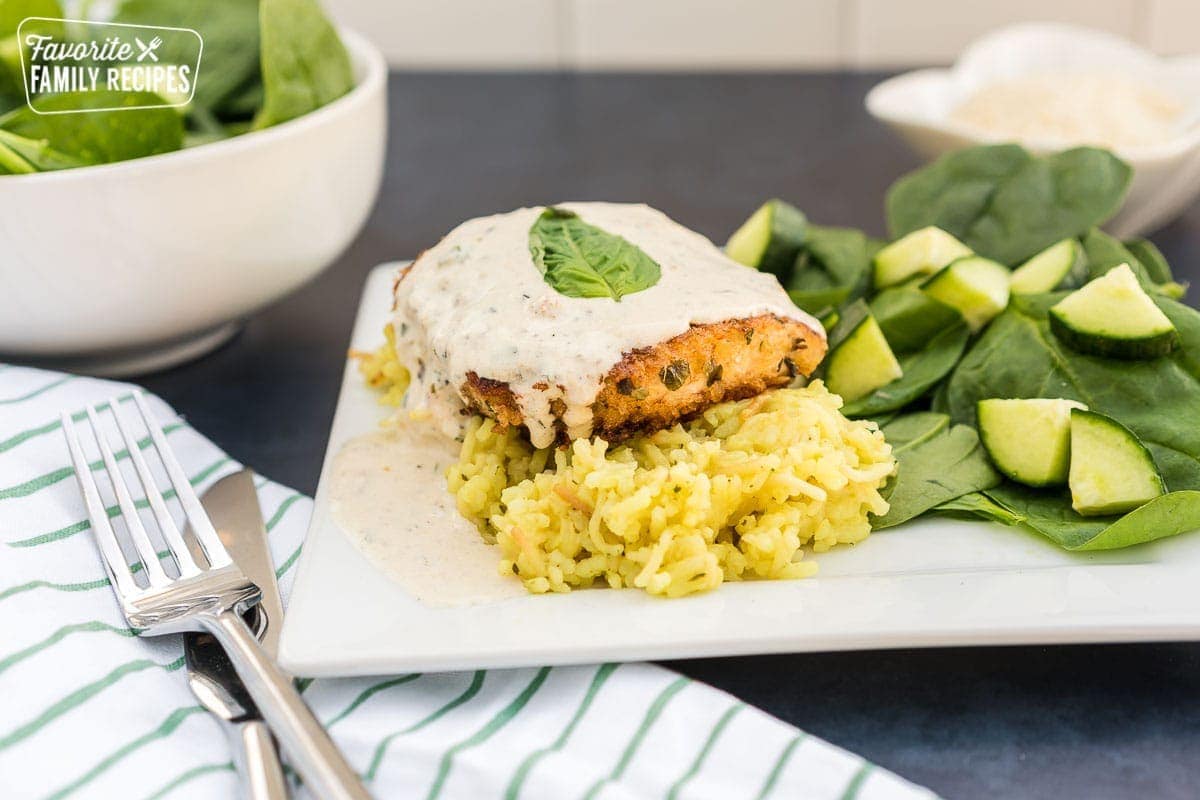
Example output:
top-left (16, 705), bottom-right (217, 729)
top-left (62, 391), bottom-right (231, 597)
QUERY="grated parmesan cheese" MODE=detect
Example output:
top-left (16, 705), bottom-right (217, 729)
top-left (950, 73), bottom-right (1185, 150)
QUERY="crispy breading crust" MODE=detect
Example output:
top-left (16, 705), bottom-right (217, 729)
top-left (461, 314), bottom-right (826, 445)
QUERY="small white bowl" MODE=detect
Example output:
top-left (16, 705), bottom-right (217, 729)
top-left (866, 23), bottom-right (1200, 239)
top-left (0, 30), bottom-right (387, 376)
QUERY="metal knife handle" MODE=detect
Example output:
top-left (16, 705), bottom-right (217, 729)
top-left (229, 719), bottom-right (289, 800)
top-left (204, 609), bottom-right (371, 800)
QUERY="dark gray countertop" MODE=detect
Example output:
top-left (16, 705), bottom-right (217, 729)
top-left (143, 72), bottom-right (1200, 799)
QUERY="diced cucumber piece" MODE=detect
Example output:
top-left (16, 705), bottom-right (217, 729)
top-left (977, 398), bottom-right (1086, 487)
top-left (1068, 409), bottom-right (1165, 516)
top-left (725, 199), bottom-right (807, 278)
top-left (1010, 238), bottom-right (1086, 294)
top-left (823, 304), bottom-right (903, 403)
top-left (869, 286), bottom-right (962, 353)
top-left (920, 256), bottom-right (1010, 333)
top-left (872, 226), bottom-right (972, 288)
top-left (1049, 263), bottom-right (1178, 360)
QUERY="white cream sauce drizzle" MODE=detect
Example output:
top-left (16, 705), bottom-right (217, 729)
top-left (329, 426), bottom-right (525, 607)
top-left (391, 202), bottom-right (822, 448)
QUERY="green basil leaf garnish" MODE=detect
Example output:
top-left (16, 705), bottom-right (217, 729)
top-left (528, 207), bottom-right (662, 301)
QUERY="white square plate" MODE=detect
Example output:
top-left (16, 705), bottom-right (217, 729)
top-left (279, 264), bottom-right (1200, 677)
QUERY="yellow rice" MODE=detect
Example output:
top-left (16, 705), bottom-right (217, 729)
top-left (352, 324), bottom-right (411, 408)
top-left (357, 324), bottom-right (895, 598)
top-left (447, 383), bottom-right (895, 597)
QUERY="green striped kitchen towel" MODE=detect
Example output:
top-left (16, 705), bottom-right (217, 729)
top-left (0, 364), bottom-right (935, 800)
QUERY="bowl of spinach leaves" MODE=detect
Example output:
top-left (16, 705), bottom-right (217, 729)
top-left (0, 0), bottom-right (386, 375)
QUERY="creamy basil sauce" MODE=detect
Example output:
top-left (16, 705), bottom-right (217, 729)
top-left (391, 202), bottom-right (822, 448)
top-left (329, 427), bottom-right (524, 607)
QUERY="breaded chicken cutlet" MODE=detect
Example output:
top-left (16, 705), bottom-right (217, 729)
top-left (391, 202), bottom-right (826, 449)
top-left (462, 314), bottom-right (824, 443)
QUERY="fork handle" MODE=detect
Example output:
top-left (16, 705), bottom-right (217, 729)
top-left (205, 610), bottom-right (372, 800)
top-left (230, 719), bottom-right (289, 800)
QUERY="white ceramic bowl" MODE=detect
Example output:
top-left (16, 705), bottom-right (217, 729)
top-left (866, 24), bottom-right (1200, 239)
top-left (0, 30), bottom-right (387, 376)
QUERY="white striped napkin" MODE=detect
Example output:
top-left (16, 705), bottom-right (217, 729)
top-left (0, 364), bottom-right (935, 800)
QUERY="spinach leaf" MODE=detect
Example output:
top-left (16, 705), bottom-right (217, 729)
top-left (1124, 237), bottom-right (1175, 285)
top-left (1079, 227), bottom-right (1134, 274)
top-left (787, 225), bottom-right (873, 313)
top-left (0, 0), bottom-right (62, 98)
top-left (981, 484), bottom-right (1200, 551)
top-left (253, 0), bottom-right (353, 129)
top-left (935, 492), bottom-right (1024, 526)
top-left (0, 91), bottom-right (183, 164)
top-left (215, 74), bottom-right (264, 120)
top-left (786, 283), bottom-right (852, 314)
top-left (934, 476), bottom-right (1200, 552)
top-left (942, 293), bottom-right (1200, 492)
top-left (886, 145), bottom-right (1131, 265)
top-left (879, 411), bottom-right (949, 451)
top-left (869, 410), bottom-right (900, 428)
top-left (1079, 228), bottom-right (1156, 285)
top-left (113, 0), bottom-right (260, 115)
top-left (0, 128), bottom-right (82, 173)
top-left (1080, 229), bottom-right (1186, 298)
top-left (841, 319), bottom-right (969, 418)
top-left (887, 144), bottom-right (1029, 251)
top-left (0, 131), bottom-right (33, 174)
top-left (0, 92), bottom-right (19, 116)
top-left (872, 420), bottom-right (1002, 529)
top-left (529, 207), bottom-right (662, 301)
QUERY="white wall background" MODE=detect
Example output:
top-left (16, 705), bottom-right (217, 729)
top-left (324, 0), bottom-right (1198, 70)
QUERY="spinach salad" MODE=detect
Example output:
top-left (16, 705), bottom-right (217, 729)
top-left (0, 0), bottom-right (353, 174)
top-left (728, 144), bottom-right (1200, 552)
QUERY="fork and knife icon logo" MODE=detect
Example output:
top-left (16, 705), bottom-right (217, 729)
top-left (134, 35), bottom-right (163, 62)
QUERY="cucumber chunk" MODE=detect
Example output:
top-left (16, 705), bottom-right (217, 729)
top-left (978, 398), bottom-right (1086, 487)
top-left (824, 304), bottom-right (903, 403)
top-left (1010, 238), bottom-right (1086, 294)
top-left (920, 256), bottom-right (1010, 332)
top-left (1049, 263), bottom-right (1178, 359)
top-left (1068, 409), bottom-right (1165, 516)
top-left (873, 226), bottom-right (972, 288)
top-left (725, 199), bottom-right (807, 279)
top-left (869, 286), bottom-right (962, 353)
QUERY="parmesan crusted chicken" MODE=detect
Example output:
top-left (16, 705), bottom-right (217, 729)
top-left (392, 202), bottom-right (826, 448)
top-left (463, 314), bottom-right (823, 443)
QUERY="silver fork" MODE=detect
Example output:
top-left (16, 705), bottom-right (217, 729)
top-left (63, 392), bottom-right (370, 800)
